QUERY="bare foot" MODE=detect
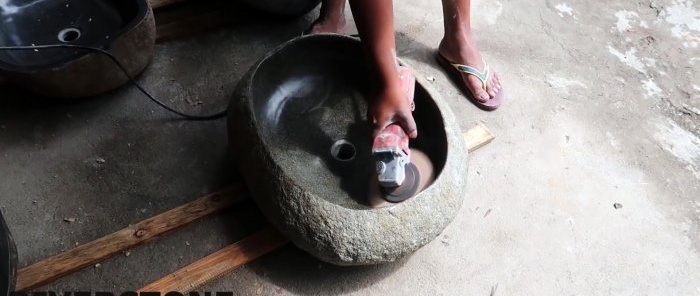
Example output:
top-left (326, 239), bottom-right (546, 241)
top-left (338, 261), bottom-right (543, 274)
top-left (308, 15), bottom-right (347, 34)
top-left (438, 33), bottom-right (502, 103)
top-left (306, 0), bottom-right (347, 35)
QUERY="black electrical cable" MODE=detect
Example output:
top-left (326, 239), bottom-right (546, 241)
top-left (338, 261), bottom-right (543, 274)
top-left (0, 44), bottom-right (227, 120)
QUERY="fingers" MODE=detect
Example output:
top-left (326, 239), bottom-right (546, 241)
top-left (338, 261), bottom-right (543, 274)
top-left (372, 118), bottom-right (392, 139)
top-left (397, 111), bottom-right (418, 139)
top-left (368, 75), bottom-right (419, 139)
top-left (369, 104), bottom-right (389, 138)
top-left (372, 111), bottom-right (418, 139)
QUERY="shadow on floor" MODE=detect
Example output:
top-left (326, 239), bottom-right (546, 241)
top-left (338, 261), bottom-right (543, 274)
top-left (0, 85), bottom-right (117, 146)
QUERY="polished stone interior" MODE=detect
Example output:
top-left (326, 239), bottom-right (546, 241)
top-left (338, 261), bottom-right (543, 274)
top-left (0, 0), bottom-right (147, 71)
top-left (250, 36), bottom-right (447, 209)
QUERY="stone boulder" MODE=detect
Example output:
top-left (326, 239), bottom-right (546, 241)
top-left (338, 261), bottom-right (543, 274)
top-left (228, 35), bottom-right (468, 265)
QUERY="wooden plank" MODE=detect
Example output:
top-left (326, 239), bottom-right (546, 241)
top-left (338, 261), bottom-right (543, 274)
top-left (15, 186), bottom-right (248, 292)
top-left (464, 123), bottom-right (495, 153)
top-left (138, 227), bottom-right (288, 292)
top-left (15, 124), bottom-right (494, 291)
top-left (136, 124), bottom-right (496, 291)
top-left (135, 124), bottom-right (495, 290)
top-left (150, 0), bottom-right (190, 10)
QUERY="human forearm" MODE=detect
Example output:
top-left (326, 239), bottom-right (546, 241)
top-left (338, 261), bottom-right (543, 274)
top-left (348, 0), bottom-right (399, 90)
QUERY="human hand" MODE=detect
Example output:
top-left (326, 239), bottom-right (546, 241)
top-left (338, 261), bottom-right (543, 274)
top-left (369, 66), bottom-right (418, 139)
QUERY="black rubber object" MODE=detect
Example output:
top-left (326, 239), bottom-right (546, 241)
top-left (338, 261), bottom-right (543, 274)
top-left (382, 163), bottom-right (421, 203)
top-left (0, 211), bottom-right (16, 296)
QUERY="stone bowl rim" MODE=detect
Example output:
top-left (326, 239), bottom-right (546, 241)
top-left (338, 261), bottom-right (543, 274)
top-left (0, 0), bottom-right (151, 73)
top-left (239, 34), bottom-right (467, 213)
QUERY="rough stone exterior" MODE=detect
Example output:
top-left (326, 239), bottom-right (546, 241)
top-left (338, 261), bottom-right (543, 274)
top-left (228, 35), bottom-right (468, 266)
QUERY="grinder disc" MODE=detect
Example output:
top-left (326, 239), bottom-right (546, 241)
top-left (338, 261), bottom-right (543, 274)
top-left (368, 149), bottom-right (435, 207)
top-left (382, 163), bottom-right (420, 203)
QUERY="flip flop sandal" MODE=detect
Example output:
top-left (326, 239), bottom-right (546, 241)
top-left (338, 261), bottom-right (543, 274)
top-left (436, 53), bottom-right (503, 111)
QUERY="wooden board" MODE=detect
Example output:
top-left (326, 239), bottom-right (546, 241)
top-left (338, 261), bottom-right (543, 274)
top-left (464, 123), bottom-right (495, 153)
top-left (138, 227), bottom-right (288, 292)
top-left (136, 124), bottom-right (496, 291)
top-left (15, 186), bottom-right (248, 291)
top-left (16, 124), bottom-right (495, 291)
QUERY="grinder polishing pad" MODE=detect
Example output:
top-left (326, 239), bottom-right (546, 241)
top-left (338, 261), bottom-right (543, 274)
top-left (382, 163), bottom-right (420, 202)
top-left (368, 149), bottom-right (435, 207)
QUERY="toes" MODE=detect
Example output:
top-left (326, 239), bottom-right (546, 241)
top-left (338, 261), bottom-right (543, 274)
top-left (475, 89), bottom-right (490, 102)
top-left (466, 76), bottom-right (490, 102)
top-left (487, 72), bottom-right (502, 97)
top-left (489, 84), bottom-right (499, 97)
top-left (486, 82), bottom-right (496, 97)
top-left (491, 72), bottom-right (502, 91)
top-left (487, 87), bottom-right (498, 99)
top-left (465, 75), bottom-right (490, 102)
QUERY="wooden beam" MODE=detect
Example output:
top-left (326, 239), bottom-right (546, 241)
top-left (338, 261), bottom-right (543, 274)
top-left (464, 123), bottom-right (495, 153)
top-left (137, 123), bottom-right (497, 291)
top-left (138, 227), bottom-right (288, 293)
top-left (16, 124), bottom-right (495, 291)
top-left (15, 186), bottom-right (248, 291)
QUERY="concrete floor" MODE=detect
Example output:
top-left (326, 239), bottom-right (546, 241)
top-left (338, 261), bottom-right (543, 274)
top-left (1, 0), bottom-right (699, 294)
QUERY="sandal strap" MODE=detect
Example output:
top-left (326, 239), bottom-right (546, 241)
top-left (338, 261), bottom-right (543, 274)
top-left (451, 59), bottom-right (490, 90)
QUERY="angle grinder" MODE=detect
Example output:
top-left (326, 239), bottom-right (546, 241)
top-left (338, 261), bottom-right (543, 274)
top-left (370, 66), bottom-right (432, 203)
top-left (372, 124), bottom-right (421, 202)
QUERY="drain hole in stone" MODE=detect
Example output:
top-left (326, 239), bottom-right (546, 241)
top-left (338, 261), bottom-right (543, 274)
top-left (331, 140), bottom-right (356, 162)
top-left (58, 28), bottom-right (81, 43)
